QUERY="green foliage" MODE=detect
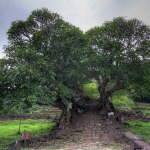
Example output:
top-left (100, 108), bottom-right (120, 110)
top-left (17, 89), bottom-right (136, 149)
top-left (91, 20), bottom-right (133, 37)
top-left (124, 120), bottom-right (150, 143)
top-left (0, 119), bottom-right (56, 148)
top-left (134, 103), bottom-right (150, 118)
top-left (86, 17), bottom-right (150, 97)
top-left (0, 9), bottom-right (149, 111)
top-left (83, 82), bottom-right (136, 111)
top-left (83, 82), bottom-right (100, 99)
top-left (112, 89), bottom-right (135, 110)
top-left (83, 82), bottom-right (136, 110)
top-left (112, 95), bottom-right (135, 110)
top-left (113, 89), bottom-right (130, 97)
top-left (1, 8), bottom-right (88, 110)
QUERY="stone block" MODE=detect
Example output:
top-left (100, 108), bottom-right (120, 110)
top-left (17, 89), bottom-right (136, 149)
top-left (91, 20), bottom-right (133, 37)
top-left (134, 141), bottom-right (150, 150)
top-left (123, 132), bottom-right (143, 142)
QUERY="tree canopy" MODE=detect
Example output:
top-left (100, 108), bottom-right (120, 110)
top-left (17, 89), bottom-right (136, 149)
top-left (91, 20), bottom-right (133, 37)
top-left (0, 9), bottom-right (150, 115)
top-left (1, 8), bottom-right (88, 111)
top-left (86, 17), bottom-right (149, 99)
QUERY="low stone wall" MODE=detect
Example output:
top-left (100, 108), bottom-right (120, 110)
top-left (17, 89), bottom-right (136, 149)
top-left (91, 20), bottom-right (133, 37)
top-left (120, 110), bottom-right (150, 122)
top-left (123, 132), bottom-right (150, 150)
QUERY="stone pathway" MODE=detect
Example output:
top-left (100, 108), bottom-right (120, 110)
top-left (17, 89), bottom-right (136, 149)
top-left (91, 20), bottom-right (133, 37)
top-left (8, 101), bottom-right (150, 149)
top-left (28, 110), bottom-right (127, 149)
top-left (68, 111), bottom-right (124, 143)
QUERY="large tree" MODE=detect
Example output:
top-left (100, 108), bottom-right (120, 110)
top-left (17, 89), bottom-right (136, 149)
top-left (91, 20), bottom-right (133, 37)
top-left (1, 9), bottom-right (150, 129)
top-left (1, 8), bottom-right (88, 128)
top-left (86, 17), bottom-right (150, 114)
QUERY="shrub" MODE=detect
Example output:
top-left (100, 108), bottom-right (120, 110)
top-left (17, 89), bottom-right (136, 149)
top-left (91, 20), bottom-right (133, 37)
top-left (112, 95), bottom-right (135, 110)
top-left (83, 82), bottom-right (100, 99)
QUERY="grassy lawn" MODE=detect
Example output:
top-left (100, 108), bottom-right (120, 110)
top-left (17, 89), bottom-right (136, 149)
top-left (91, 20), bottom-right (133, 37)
top-left (124, 103), bottom-right (150, 143)
top-left (0, 119), bottom-right (56, 149)
top-left (135, 102), bottom-right (150, 109)
top-left (124, 120), bottom-right (150, 143)
top-left (134, 102), bottom-right (150, 118)
top-left (140, 110), bottom-right (150, 118)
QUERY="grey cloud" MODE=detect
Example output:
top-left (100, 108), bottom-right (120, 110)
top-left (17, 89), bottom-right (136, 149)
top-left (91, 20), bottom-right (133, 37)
top-left (0, 0), bottom-right (150, 58)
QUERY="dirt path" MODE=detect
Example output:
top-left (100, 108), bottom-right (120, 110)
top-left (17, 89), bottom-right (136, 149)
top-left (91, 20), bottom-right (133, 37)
top-left (29, 139), bottom-right (126, 150)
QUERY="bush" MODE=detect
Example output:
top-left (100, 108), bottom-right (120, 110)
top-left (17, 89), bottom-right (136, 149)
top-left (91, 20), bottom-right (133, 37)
top-left (112, 95), bottom-right (135, 110)
top-left (83, 82), bottom-right (100, 99)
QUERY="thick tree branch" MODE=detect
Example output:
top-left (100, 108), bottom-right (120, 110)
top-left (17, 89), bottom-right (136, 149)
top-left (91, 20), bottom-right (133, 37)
top-left (98, 77), bottom-right (110, 94)
top-left (35, 101), bottom-right (49, 106)
top-left (53, 95), bottom-right (68, 111)
top-left (107, 82), bottom-right (125, 96)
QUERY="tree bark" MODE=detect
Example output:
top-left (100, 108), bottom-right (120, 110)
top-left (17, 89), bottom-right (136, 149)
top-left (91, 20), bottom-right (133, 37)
top-left (98, 79), bottom-right (125, 112)
top-left (54, 96), bottom-right (71, 130)
top-left (98, 81), bottom-right (124, 123)
top-left (17, 109), bottom-right (22, 134)
top-left (99, 92), bottom-right (116, 113)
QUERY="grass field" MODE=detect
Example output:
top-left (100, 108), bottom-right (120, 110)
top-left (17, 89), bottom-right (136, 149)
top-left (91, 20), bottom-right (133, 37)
top-left (0, 102), bottom-right (149, 148)
top-left (0, 119), bottom-right (56, 149)
top-left (134, 103), bottom-right (150, 118)
top-left (135, 103), bottom-right (150, 110)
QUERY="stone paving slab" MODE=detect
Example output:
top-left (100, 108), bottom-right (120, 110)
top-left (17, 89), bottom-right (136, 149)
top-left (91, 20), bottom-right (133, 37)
top-left (123, 132), bottom-right (150, 150)
top-left (70, 111), bottom-right (124, 143)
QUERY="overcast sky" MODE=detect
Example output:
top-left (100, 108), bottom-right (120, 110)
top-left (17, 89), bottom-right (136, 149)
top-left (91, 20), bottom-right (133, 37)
top-left (0, 0), bottom-right (150, 58)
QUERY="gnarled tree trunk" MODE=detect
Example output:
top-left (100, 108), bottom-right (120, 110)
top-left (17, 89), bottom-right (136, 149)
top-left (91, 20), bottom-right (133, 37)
top-left (98, 83), bottom-right (123, 122)
top-left (54, 95), bottom-right (89, 129)
top-left (54, 96), bottom-right (71, 130)
top-left (98, 78), bottom-right (124, 114)
top-left (99, 93), bottom-right (116, 113)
